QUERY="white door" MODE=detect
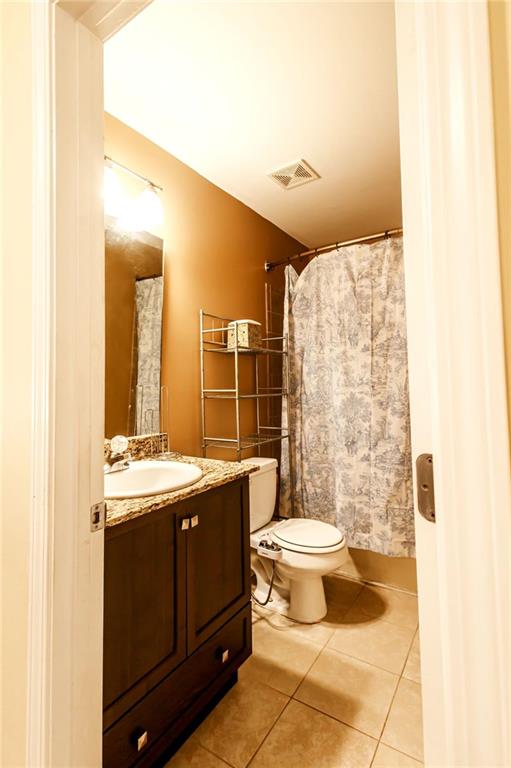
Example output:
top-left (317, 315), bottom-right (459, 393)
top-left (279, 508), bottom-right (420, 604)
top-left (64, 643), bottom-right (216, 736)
top-left (396, 2), bottom-right (510, 766)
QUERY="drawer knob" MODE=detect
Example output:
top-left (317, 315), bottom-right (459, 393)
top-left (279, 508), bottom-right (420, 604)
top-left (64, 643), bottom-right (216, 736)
top-left (190, 515), bottom-right (199, 528)
top-left (181, 518), bottom-right (190, 531)
top-left (221, 649), bottom-right (229, 664)
top-left (136, 730), bottom-right (149, 752)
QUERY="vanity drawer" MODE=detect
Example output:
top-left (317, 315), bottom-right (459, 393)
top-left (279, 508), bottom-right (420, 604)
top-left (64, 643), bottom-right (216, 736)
top-left (103, 603), bottom-right (252, 768)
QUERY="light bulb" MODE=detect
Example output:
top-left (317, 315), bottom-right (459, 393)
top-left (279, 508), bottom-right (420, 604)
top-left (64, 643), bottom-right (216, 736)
top-left (116, 199), bottom-right (139, 232)
top-left (136, 185), bottom-right (163, 232)
top-left (103, 164), bottom-right (123, 218)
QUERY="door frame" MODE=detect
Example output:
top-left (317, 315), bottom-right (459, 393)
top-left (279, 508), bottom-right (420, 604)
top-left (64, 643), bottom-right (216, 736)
top-left (27, 4), bottom-right (105, 766)
top-left (19, 2), bottom-right (150, 766)
top-left (17, 0), bottom-right (510, 765)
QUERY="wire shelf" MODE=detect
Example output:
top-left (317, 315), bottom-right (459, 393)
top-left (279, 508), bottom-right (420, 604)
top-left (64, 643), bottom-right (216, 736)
top-left (200, 309), bottom-right (289, 460)
top-left (203, 391), bottom-right (287, 400)
top-left (203, 432), bottom-right (289, 451)
top-left (203, 345), bottom-right (286, 356)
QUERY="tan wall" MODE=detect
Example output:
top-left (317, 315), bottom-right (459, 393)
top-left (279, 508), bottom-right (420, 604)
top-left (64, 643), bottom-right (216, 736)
top-left (1, 3), bottom-right (33, 764)
top-left (104, 114), bottom-right (302, 456)
top-left (489, 0), bottom-right (511, 443)
top-left (338, 549), bottom-right (417, 594)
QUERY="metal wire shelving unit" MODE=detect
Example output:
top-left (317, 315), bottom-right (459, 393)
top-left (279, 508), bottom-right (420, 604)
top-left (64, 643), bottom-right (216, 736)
top-left (200, 309), bottom-right (289, 460)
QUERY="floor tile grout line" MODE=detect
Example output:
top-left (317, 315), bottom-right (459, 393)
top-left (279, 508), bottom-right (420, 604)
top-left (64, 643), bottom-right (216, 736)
top-left (333, 571), bottom-right (419, 597)
top-left (233, 677), bottom-right (421, 765)
top-left (377, 741), bottom-right (423, 765)
top-left (245, 697), bottom-right (294, 768)
top-left (288, 694), bottom-right (383, 743)
top-left (194, 676), bottom-right (291, 768)
top-left (257, 600), bottom-right (418, 644)
top-left (195, 738), bottom-right (238, 767)
top-left (248, 594), bottom-right (418, 736)
top-left (250, 597), bottom-right (364, 699)
top-left (201, 743), bottom-right (237, 768)
top-left (372, 648), bottom-right (413, 762)
top-left (371, 629), bottom-right (423, 766)
top-left (247, 613), bottom-right (331, 698)
top-left (343, 605), bottom-right (419, 631)
top-left (245, 590), bottom-right (421, 766)
top-left (339, 602), bottom-right (419, 630)
top-left (240, 672), bottom-right (385, 748)
top-left (398, 626), bottom-right (418, 679)
top-left (242, 695), bottom-right (387, 767)
top-left (252, 613), bottom-right (331, 650)
top-left (286, 631), bottom-right (326, 697)
top-left (333, 583), bottom-right (419, 629)
top-left (373, 670), bottom-right (401, 744)
top-left (320, 641), bottom-right (406, 678)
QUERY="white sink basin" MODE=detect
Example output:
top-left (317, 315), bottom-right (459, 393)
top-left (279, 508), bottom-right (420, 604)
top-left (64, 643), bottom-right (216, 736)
top-left (104, 460), bottom-right (203, 500)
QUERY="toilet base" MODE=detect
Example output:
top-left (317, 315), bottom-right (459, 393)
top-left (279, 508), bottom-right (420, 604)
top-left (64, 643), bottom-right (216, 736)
top-left (287, 576), bottom-right (327, 624)
top-left (252, 585), bottom-right (290, 614)
top-left (252, 577), bottom-right (327, 625)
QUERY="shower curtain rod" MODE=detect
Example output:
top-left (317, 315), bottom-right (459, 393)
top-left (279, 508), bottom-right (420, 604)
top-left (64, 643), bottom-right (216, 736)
top-left (264, 227), bottom-right (403, 272)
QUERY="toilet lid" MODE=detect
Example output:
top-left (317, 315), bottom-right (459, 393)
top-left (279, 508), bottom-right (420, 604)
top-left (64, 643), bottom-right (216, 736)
top-left (272, 519), bottom-right (345, 554)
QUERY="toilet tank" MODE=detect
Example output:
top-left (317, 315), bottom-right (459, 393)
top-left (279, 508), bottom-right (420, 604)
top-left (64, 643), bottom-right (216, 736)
top-left (242, 457), bottom-right (278, 532)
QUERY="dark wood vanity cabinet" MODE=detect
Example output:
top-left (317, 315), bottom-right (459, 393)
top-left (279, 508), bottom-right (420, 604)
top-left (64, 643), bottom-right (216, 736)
top-left (103, 477), bottom-right (251, 768)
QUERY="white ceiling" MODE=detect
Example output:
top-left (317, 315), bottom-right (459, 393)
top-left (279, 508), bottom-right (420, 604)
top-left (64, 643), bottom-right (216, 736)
top-left (104, 1), bottom-right (402, 248)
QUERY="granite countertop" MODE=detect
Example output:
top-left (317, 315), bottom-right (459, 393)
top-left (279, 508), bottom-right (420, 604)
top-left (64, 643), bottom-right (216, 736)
top-left (106, 452), bottom-right (256, 528)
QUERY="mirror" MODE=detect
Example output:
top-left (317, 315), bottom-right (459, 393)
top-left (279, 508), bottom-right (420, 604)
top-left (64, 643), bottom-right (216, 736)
top-left (105, 219), bottom-right (164, 439)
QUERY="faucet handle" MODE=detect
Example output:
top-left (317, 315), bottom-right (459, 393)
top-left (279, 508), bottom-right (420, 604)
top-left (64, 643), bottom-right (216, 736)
top-left (110, 435), bottom-right (129, 456)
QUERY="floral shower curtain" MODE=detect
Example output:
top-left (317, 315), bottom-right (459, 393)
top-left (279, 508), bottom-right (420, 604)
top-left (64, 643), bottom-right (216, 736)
top-left (279, 236), bottom-right (415, 557)
top-left (135, 276), bottom-right (163, 435)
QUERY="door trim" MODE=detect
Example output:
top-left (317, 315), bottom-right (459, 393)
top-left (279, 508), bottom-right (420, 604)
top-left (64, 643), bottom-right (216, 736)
top-left (395, 1), bottom-right (510, 764)
top-left (27, 5), bottom-right (106, 766)
top-left (24, 4), bottom-right (155, 765)
top-left (26, 3), bottom-right (54, 764)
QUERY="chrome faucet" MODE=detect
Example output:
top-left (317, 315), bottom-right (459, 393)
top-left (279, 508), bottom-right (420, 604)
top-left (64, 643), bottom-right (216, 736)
top-left (104, 435), bottom-right (131, 474)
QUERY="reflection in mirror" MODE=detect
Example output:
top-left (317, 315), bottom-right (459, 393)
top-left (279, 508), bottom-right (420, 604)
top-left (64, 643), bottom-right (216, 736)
top-left (105, 219), bottom-right (164, 439)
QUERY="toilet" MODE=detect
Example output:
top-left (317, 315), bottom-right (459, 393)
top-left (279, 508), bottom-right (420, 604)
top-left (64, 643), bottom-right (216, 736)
top-left (244, 457), bottom-right (348, 624)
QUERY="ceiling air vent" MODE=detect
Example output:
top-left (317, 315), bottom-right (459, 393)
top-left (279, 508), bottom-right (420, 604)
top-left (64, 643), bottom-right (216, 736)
top-left (269, 159), bottom-right (320, 190)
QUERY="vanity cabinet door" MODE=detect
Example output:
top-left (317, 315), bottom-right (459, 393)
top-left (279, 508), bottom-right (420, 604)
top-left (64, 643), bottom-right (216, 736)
top-left (103, 506), bottom-right (187, 709)
top-left (186, 478), bottom-right (251, 654)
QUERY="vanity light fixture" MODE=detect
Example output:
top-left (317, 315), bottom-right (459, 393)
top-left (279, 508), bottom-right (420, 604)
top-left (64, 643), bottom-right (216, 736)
top-left (103, 155), bottom-right (163, 233)
top-left (136, 183), bottom-right (163, 231)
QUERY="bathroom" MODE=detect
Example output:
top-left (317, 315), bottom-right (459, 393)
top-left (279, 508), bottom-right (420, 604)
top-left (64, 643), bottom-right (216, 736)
top-left (2, 1), bottom-right (510, 768)
top-left (102, 3), bottom-right (420, 767)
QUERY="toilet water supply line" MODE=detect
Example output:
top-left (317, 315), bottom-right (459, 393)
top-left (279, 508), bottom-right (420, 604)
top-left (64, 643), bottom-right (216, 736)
top-left (251, 537), bottom-right (283, 607)
top-left (251, 560), bottom-right (276, 607)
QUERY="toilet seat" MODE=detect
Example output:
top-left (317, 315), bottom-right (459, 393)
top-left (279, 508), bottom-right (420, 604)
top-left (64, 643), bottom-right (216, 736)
top-left (272, 518), bottom-right (345, 554)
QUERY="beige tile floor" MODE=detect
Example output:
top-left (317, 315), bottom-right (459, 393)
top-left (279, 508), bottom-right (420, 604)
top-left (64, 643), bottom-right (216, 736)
top-left (167, 577), bottom-right (423, 768)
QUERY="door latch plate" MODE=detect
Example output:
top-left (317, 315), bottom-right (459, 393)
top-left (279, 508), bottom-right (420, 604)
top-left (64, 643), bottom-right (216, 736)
top-left (90, 501), bottom-right (106, 532)
top-left (416, 453), bottom-right (436, 523)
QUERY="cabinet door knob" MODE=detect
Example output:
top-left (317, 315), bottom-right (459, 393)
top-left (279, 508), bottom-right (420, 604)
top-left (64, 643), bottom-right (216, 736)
top-left (221, 649), bottom-right (229, 664)
top-left (190, 515), bottom-right (199, 528)
top-left (133, 729), bottom-right (149, 752)
top-left (181, 518), bottom-right (190, 531)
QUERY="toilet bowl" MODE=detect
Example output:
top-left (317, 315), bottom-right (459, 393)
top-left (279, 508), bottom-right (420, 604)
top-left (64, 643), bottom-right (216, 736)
top-left (244, 457), bottom-right (348, 624)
